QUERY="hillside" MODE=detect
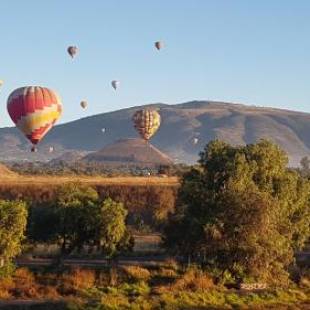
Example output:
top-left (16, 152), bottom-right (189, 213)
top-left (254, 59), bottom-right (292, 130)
top-left (0, 101), bottom-right (310, 166)
top-left (0, 163), bottom-right (17, 178)
top-left (83, 138), bottom-right (173, 166)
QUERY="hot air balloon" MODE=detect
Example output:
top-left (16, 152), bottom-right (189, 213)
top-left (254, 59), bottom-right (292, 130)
top-left (0, 80), bottom-right (3, 88)
top-left (7, 86), bottom-right (62, 152)
top-left (132, 109), bottom-right (161, 141)
top-left (67, 46), bottom-right (78, 58)
top-left (193, 138), bottom-right (199, 145)
top-left (49, 146), bottom-right (54, 153)
top-left (155, 41), bottom-right (163, 50)
top-left (101, 128), bottom-right (106, 133)
top-left (80, 100), bottom-right (87, 109)
top-left (111, 80), bottom-right (119, 90)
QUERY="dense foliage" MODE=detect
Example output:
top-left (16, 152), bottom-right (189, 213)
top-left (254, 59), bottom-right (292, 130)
top-left (164, 140), bottom-right (310, 284)
top-left (0, 200), bottom-right (27, 272)
top-left (8, 161), bottom-right (184, 177)
top-left (28, 184), bottom-right (133, 257)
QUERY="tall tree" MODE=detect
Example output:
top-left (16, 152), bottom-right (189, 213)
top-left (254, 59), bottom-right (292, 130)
top-left (0, 200), bottom-right (27, 273)
top-left (164, 140), bottom-right (310, 284)
top-left (55, 183), bottom-right (99, 255)
top-left (98, 198), bottom-right (133, 258)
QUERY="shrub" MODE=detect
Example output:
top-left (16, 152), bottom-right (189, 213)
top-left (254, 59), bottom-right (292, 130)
top-left (13, 268), bottom-right (40, 298)
top-left (171, 267), bottom-right (214, 291)
top-left (123, 266), bottom-right (151, 282)
top-left (0, 276), bottom-right (14, 299)
top-left (60, 268), bottom-right (96, 294)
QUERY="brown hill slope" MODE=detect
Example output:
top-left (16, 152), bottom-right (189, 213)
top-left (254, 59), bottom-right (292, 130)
top-left (83, 138), bottom-right (173, 166)
top-left (0, 101), bottom-right (310, 166)
top-left (0, 163), bottom-right (17, 178)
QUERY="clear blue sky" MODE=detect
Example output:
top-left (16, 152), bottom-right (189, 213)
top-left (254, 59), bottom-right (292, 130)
top-left (0, 0), bottom-right (310, 127)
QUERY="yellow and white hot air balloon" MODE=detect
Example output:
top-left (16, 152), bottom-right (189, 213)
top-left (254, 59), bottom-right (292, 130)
top-left (132, 109), bottom-right (161, 141)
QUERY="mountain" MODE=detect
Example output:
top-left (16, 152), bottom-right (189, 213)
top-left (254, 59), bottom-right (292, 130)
top-left (83, 138), bottom-right (173, 166)
top-left (0, 100), bottom-right (310, 166)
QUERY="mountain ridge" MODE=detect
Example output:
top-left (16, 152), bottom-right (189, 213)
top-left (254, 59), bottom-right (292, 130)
top-left (0, 100), bottom-right (309, 166)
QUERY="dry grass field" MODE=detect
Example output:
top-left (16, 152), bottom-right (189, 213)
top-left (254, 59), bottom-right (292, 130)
top-left (0, 174), bottom-right (179, 186)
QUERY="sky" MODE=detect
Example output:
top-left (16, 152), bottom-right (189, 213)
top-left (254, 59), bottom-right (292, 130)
top-left (0, 0), bottom-right (310, 127)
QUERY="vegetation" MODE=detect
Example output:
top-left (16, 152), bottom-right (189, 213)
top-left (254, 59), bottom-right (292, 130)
top-left (28, 184), bottom-right (133, 258)
top-left (0, 265), bottom-right (308, 309)
top-left (164, 139), bottom-right (310, 285)
top-left (7, 161), bottom-right (187, 177)
top-left (0, 200), bottom-right (27, 275)
top-left (0, 140), bottom-right (309, 308)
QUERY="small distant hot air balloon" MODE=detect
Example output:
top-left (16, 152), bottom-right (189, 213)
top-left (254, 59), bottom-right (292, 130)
top-left (80, 100), bottom-right (87, 109)
top-left (67, 46), bottom-right (78, 58)
top-left (49, 146), bottom-right (54, 153)
top-left (7, 86), bottom-right (62, 152)
top-left (101, 128), bottom-right (106, 133)
top-left (155, 41), bottom-right (163, 50)
top-left (132, 109), bottom-right (161, 141)
top-left (193, 138), bottom-right (199, 145)
top-left (0, 80), bottom-right (3, 88)
top-left (111, 80), bottom-right (119, 90)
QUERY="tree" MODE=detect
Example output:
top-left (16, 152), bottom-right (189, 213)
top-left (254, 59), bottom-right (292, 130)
top-left (54, 183), bottom-right (99, 255)
top-left (97, 198), bottom-right (133, 258)
top-left (164, 140), bottom-right (310, 284)
top-left (27, 184), bottom-right (133, 258)
top-left (0, 200), bottom-right (27, 273)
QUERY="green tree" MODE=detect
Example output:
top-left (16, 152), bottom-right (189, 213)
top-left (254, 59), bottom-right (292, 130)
top-left (55, 183), bottom-right (99, 255)
top-left (0, 200), bottom-right (27, 273)
top-left (164, 140), bottom-right (310, 284)
top-left (98, 198), bottom-right (133, 258)
top-left (27, 185), bottom-right (133, 258)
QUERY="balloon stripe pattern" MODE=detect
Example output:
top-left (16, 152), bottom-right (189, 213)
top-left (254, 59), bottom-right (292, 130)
top-left (7, 86), bottom-right (62, 145)
top-left (132, 109), bottom-right (161, 141)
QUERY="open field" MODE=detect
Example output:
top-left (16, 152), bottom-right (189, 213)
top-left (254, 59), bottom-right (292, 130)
top-left (0, 175), bottom-right (179, 227)
top-left (0, 175), bottom-right (179, 186)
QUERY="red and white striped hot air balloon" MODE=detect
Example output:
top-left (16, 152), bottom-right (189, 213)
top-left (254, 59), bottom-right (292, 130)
top-left (7, 86), bottom-right (62, 151)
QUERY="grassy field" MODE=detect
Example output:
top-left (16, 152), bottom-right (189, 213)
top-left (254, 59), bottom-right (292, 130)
top-left (0, 175), bottom-right (179, 186)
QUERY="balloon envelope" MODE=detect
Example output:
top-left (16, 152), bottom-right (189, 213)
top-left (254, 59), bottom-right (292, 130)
top-left (7, 86), bottom-right (62, 146)
top-left (111, 80), bottom-right (119, 90)
top-left (155, 41), bottom-right (163, 50)
top-left (80, 101), bottom-right (87, 109)
top-left (67, 46), bottom-right (78, 58)
top-left (132, 109), bottom-right (161, 140)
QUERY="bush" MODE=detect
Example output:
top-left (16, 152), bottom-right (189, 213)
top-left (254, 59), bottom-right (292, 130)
top-left (60, 268), bottom-right (96, 294)
top-left (13, 268), bottom-right (40, 298)
top-left (123, 266), bottom-right (151, 282)
top-left (171, 267), bottom-right (214, 291)
top-left (0, 276), bottom-right (14, 299)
